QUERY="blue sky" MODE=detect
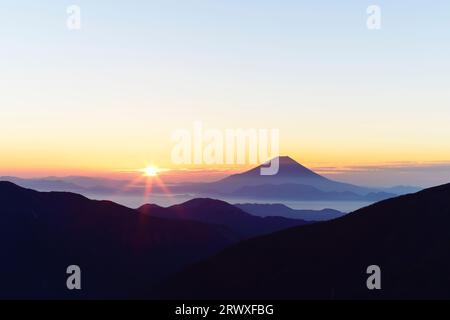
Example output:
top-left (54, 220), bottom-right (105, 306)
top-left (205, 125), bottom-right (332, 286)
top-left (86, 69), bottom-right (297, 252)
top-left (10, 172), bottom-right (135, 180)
top-left (1, 1), bottom-right (450, 186)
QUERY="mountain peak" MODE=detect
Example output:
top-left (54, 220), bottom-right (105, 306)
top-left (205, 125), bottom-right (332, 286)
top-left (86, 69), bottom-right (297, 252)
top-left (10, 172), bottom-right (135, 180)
top-left (240, 155), bottom-right (325, 179)
top-left (208, 155), bottom-right (337, 194)
top-left (277, 155), bottom-right (298, 164)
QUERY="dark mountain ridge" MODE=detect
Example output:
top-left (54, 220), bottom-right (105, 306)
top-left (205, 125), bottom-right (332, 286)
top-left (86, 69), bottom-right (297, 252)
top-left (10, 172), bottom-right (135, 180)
top-left (159, 183), bottom-right (450, 299)
top-left (0, 182), bottom-right (238, 299)
top-left (138, 198), bottom-right (310, 239)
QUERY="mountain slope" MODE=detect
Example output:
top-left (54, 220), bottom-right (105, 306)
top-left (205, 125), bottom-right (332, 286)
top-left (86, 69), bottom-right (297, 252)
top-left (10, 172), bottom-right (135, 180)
top-left (138, 198), bottom-right (310, 239)
top-left (182, 156), bottom-right (391, 201)
top-left (159, 183), bottom-right (450, 299)
top-left (0, 182), bottom-right (238, 299)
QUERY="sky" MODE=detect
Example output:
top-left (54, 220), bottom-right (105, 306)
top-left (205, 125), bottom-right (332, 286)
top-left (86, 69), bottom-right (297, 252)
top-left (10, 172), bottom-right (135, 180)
top-left (1, 1), bottom-right (450, 187)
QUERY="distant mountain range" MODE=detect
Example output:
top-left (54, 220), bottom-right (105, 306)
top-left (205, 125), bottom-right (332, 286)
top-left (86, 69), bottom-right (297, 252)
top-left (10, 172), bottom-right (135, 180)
top-left (234, 203), bottom-right (344, 221)
top-left (227, 183), bottom-right (395, 201)
top-left (159, 183), bottom-right (450, 299)
top-left (0, 176), bottom-right (123, 194)
top-left (209, 156), bottom-right (375, 194)
top-left (0, 157), bottom-right (422, 204)
top-left (172, 156), bottom-right (414, 202)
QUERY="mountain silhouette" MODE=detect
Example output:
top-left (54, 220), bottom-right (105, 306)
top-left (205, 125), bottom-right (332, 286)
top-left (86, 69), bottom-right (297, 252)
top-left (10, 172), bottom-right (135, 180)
top-left (0, 182), bottom-right (238, 299)
top-left (138, 198), bottom-right (310, 239)
top-left (183, 156), bottom-right (396, 201)
top-left (235, 156), bottom-right (325, 179)
top-left (159, 183), bottom-right (450, 299)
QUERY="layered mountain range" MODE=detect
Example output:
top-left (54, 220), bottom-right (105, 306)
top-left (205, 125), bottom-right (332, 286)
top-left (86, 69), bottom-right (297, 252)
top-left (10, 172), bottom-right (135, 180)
top-left (159, 183), bottom-right (450, 299)
top-left (0, 181), bottom-right (307, 298)
top-left (0, 157), bottom-right (420, 203)
top-left (1, 180), bottom-right (449, 299)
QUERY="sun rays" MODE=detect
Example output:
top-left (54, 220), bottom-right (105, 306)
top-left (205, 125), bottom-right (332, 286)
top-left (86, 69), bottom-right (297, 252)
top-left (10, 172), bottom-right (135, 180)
top-left (118, 166), bottom-right (173, 205)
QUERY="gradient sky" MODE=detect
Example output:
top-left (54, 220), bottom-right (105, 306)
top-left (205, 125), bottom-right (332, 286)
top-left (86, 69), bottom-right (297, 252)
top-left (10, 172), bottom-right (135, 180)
top-left (1, 1), bottom-right (450, 186)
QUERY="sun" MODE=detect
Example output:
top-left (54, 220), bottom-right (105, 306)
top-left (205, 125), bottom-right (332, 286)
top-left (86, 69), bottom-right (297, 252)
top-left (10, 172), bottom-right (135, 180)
top-left (143, 166), bottom-right (159, 177)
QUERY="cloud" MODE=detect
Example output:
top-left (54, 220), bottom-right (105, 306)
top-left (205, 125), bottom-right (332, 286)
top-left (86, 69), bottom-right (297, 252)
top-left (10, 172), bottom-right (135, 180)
top-left (313, 162), bottom-right (450, 188)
